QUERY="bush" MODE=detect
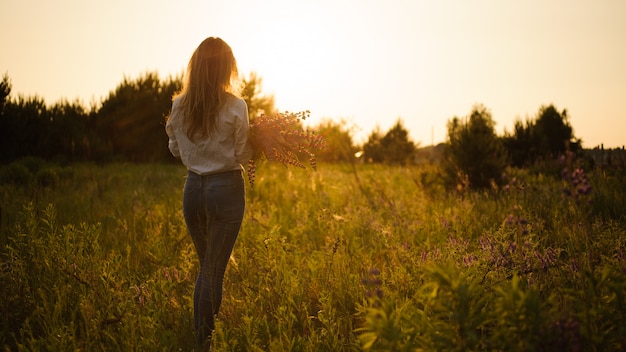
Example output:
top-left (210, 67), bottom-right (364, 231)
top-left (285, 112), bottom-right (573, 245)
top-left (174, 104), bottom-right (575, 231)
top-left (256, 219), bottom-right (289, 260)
top-left (362, 120), bottom-right (417, 165)
top-left (443, 105), bottom-right (508, 190)
top-left (0, 162), bottom-right (33, 186)
top-left (14, 156), bottom-right (48, 174)
top-left (36, 168), bottom-right (59, 187)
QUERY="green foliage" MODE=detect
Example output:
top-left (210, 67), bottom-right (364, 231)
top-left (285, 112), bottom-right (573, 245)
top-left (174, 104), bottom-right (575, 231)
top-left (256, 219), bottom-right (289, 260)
top-left (0, 162), bottom-right (32, 186)
top-left (503, 118), bottom-right (536, 168)
top-left (363, 119), bottom-right (417, 165)
top-left (503, 104), bottom-right (581, 167)
top-left (0, 73), bottom-right (11, 112)
top-left (0, 157), bottom-right (61, 187)
top-left (0, 95), bottom-right (48, 163)
top-left (1, 93), bottom-right (90, 163)
top-left (1, 163), bottom-right (195, 350)
top-left (96, 71), bottom-right (180, 162)
top-left (0, 71), bottom-right (593, 175)
top-left (313, 118), bottom-right (358, 163)
top-left (46, 99), bottom-right (92, 162)
top-left (0, 160), bottom-right (625, 351)
top-left (443, 104), bottom-right (508, 190)
top-left (0, 71), bottom-right (287, 165)
top-left (534, 105), bottom-right (579, 156)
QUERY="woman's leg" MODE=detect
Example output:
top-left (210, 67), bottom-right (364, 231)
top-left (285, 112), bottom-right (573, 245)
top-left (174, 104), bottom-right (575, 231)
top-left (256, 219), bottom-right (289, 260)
top-left (183, 171), bottom-right (245, 346)
top-left (197, 216), bottom-right (241, 331)
top-left (182, 172), bottom-right (206, 338)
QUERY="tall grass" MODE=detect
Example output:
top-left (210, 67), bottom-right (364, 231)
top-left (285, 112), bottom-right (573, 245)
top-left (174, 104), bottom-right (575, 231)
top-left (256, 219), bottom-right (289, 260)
top-left (1, 159), bottom-right (624, 351)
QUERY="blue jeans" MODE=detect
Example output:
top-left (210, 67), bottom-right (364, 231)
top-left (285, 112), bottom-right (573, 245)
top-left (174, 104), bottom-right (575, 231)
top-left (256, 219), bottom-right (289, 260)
top-left (182, 170), bottom-right (245, 346)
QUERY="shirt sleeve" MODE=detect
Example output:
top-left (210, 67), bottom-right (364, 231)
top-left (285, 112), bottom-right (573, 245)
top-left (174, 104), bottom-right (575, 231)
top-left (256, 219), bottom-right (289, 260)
top-left (165, 102), bottom-right (180, 158)
top-left (234, 99), bottom-right (253, 167)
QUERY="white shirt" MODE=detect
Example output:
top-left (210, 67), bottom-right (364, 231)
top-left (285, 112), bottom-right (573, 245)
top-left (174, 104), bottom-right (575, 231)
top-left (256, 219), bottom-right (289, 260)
top-left (165, 94), bottom-right (252, 175)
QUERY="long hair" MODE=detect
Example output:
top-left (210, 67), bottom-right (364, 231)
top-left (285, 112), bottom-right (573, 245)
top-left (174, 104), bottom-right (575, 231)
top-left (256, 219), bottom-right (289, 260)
top-left (174, 37), bottom-right (239, 139)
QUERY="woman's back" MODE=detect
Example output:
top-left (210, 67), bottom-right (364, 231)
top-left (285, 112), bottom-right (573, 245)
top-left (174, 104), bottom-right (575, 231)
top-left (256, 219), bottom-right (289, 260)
top-left (167, 92), bottom-right (252, 175)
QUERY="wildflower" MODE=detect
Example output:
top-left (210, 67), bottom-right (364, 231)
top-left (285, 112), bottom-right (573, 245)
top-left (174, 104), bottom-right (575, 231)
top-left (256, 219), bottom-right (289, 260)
top-left (369, 267), bottom-right (380, 276)
top-left (362, 267), bottom-right (384, 304)
top-left (570, 258), bottom-right (579, 273)
top-left (163, 268), bottom-right (171, 281)
top-left (545, 247), bottom-right (557, 265)
top-left (534, 250), bottom-right (548, 271)
top-left (247, 111), bottom-right (327, 187)
top-left (561, 165), bottom-right (593, 205)
top-left (507, 241), bottom-right (517, 254)
top-left (478, 235), bottom-right (494, 252)
top-left (463, 254), bottom-right (477, 267)
top-left (440, 217), bottom-right (450, 229)
top-left (432, 248), bottom-right (440, 260)
top-left (505, 214), bottom-right (515, 226)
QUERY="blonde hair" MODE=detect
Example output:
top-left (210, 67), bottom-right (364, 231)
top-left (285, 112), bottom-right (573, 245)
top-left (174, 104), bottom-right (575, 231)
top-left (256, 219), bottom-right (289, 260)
top-left (174, 37), bottom-right (239, 139)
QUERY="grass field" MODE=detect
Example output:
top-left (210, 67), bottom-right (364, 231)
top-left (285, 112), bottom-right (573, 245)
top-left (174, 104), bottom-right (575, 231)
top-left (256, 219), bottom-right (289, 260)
top-left (1, 158), bottom-right (625, 351)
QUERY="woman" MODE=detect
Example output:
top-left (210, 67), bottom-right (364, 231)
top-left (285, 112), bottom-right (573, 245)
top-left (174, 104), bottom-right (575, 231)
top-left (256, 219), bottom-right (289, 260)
top-left (165, 37), bottom-right (252, 348)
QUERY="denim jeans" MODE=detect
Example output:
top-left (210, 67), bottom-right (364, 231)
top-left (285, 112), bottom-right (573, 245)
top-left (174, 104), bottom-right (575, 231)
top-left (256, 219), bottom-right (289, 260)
top-left (182, 170), bottom-right (245, 346)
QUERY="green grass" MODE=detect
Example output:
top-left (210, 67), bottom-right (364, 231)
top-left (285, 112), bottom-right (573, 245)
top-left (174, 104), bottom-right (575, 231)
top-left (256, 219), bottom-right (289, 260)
top-left (1, 160), bottom-right (625, 351)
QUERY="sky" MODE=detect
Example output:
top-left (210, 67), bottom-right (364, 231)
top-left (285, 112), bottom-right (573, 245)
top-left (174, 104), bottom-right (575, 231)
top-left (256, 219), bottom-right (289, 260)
top-left (2, 0), bottom-right (625, 148)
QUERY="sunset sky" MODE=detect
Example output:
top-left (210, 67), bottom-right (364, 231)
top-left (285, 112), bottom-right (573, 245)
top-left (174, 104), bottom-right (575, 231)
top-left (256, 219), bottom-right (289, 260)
top-left (2, 0), bottom-right (625, 148)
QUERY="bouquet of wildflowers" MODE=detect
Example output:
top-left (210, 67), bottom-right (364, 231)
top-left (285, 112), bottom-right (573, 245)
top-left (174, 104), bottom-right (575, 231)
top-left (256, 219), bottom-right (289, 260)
top-left (248, 110), bottom-right (327, 188)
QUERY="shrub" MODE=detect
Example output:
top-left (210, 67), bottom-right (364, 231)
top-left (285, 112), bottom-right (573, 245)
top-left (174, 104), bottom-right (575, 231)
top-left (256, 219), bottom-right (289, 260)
top-left (443, 104), bottom-right (508, 190)
top-left (0, 162), bottom-right (33, 186)
top-left (362, 119), bottom-right (417, 165)
top-left (36, 168), bottom-right (59, 187)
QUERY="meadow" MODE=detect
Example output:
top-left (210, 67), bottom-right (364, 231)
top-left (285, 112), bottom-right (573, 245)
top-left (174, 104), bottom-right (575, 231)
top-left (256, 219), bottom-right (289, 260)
top-left (1, 158), bottom-right (625, 351)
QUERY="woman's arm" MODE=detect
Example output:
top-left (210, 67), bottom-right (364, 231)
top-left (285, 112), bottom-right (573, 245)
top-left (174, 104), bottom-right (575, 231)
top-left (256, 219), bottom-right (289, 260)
top-left (233, 98), bottom-right (253, 167)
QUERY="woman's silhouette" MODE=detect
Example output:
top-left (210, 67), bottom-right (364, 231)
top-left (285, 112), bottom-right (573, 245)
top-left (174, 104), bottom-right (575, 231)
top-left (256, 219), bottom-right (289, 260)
top-left (166, 37), bottom-right (252, 349)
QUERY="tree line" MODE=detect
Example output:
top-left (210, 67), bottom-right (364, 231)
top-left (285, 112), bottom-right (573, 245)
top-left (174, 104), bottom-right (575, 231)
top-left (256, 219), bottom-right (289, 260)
top-left (0, 71), bottom-right (334, 164)
top-left (357, 103), bottom-right (583, 189)
top-left (0, 72), bottom-right (178, 163)
top-left (1, 71), bottom-right (584, 189)
top-left (0, 71), bottom-right (360, 165)
top-left (440, 104), bottom-right (581, 189)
